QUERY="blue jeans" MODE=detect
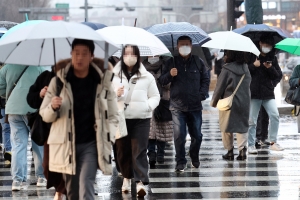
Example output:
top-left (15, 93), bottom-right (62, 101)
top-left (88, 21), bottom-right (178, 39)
top-left (0, 109), bottom-right (11, 152)
top-left (148, 139), bottom-right (166, 158)
top-left (248, 99), bottom-right (279, 147)
top-left (171, 110), bottom-right (203, 165)
top-left (9, 114), bottom-right (44, 182)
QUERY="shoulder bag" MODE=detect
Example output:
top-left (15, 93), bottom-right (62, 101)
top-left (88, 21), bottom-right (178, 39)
top-left (216, 74), bottom-right (245, 111)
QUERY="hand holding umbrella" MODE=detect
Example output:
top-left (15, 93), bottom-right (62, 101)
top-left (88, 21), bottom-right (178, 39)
top-left (170, 68), bottom-right (178, 77)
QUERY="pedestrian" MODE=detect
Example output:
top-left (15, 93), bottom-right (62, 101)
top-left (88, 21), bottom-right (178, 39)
top-left (39, 39), bottom-right (119, 200)
top-left (202, 47), bottom-right (216, 98)
top-left (0, 64), bottom-right (46, 191)
top-left (143, 56), bottom-right (173, 166)
top-left (247, 34), bottom-right (284, 154)
top-left (113, 45), bottom-right (160, 197)
top-left (27, 65), bottom-right (66, 200)
top-left (289, 64), bottom-right (300, 105)
top-left (159, 35), bottom-right (210, 172)
top-left (210, 50), bottom-right (251, 160)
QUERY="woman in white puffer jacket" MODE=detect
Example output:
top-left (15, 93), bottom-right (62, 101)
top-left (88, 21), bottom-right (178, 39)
top-left (112, 45), bottom-right (160, 197)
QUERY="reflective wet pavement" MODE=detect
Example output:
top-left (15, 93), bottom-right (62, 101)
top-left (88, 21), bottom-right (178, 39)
top-left (1, 99), bottom-right (300, 199)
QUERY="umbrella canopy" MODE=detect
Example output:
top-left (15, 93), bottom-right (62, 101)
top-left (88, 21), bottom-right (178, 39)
top-left (0, 21), bottom-right (119, 66)
top-left (202, 31), bottom-right (260, 56)
top-left (81, 22), bottom-right (107, 30)
top-left (144, 22), bottom-right (210, 49)
top-left (233, 24), bottom-right (291, 44)
top-left (97, 25), bottom-right (171, 57)
top-left (275, 38), bottom-right (300, 55)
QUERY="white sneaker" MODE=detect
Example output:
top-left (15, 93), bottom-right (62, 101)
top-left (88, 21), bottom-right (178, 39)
top-left (248, 146), bottom-right (258, 154)
top-left (270, 143), bottom-right (284, 151)
top-left (36, 177), bottom-right (47, 187)
top-left (121, 178), bottom-right (131, 192)
top-left (12, 181), bottom-right (21, 191)
top-left (136, 181), bottom-right (146, 197)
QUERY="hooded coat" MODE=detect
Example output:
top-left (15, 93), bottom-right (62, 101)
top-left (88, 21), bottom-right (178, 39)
top-left (211, 62), bottom-right (251, 133)
top-left (39, 58), bottom-right (119, 175)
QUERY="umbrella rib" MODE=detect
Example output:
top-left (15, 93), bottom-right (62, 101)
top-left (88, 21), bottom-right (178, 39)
top-left (38, 39), bottom-right (45, 66)
top-left (66, 38), bottom-right (71, 47)
top-left (2, 41), bottom-right (22, 64)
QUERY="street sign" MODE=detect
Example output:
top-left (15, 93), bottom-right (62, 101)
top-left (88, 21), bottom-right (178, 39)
top-left (56, 3), bottom-right (69, 9)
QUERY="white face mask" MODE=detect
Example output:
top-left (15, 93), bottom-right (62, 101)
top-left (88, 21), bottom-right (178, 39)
top-left (148, 57), bottom-right (160, 64)
top-left (179, 46), bottom-right (192, 56)
top-left (261, 47), bottom-right (272, 54)
top-left (123, 56), bottom-right (137, 67)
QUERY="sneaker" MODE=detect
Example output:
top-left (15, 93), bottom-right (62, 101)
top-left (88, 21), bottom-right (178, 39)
top-left (4, 151), bottom-right (11, 163)
top-left (12, 181), bottom-right (21, 191)
top-left (270, 143), bottom-right (284, 151)
top-left (248, 146), bottom-right (258, 154)
top-left (175, 163), bottom-right (187, 172)
top-left (255, 141), bottom-right (261, 148)
top-left (36, 177), bottom-right (47, 187)
top-left (121, 178), bottom-right (131, 192)
top-left (263, 140), bottom-right (271, 145)
top-left (136, 181), bottom-right (146, 197)
top-left (191, 160), bottom-right (200, 168)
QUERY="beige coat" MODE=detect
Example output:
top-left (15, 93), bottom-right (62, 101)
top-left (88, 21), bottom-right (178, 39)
top-left (40, 58), bottom-right (119, 175)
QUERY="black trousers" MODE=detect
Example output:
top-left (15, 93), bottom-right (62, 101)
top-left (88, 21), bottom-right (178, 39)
top-left (116, 118), bottom-right (150, 185)
top-left (256, 106), bottom-right (269, 141)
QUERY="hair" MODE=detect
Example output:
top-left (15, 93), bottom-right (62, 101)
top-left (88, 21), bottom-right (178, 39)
top-left (71, 39), bottom-right (95, 55)
top-left (177, 35), bottom-right (192, 45)
top-left (120, 45), bottom-right (141, 79)
top-left (260, 34), bottom-right (275, 46)
top-left (224, 50), bottom-right (249, 64)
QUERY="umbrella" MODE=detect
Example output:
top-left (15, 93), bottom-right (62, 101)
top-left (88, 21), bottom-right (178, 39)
top-left (0, 21), bottom-right (119, 67)
top-left (233, 24), bottom-right (291, 44)
top-left (81, 22), bottom-right (107, 30)
top-left (275, 38), bottom-right (300, 55)
top-left (144, 22), bottom-right (211, 49)
top-left (202, 31), bottom-right (260, 56)
top-left (97, 25), bottom-right (171, 57)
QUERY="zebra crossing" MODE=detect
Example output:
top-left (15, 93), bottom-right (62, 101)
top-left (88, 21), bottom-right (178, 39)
top-left (1, 103), bottom-right (300, 199)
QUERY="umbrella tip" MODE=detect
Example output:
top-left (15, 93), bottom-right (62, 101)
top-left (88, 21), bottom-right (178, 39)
top-left (230, 26), bottom-right (232, 31)
top-left (25, 13), bottom-right (29, 21)
top-left (122, 18), bottom-right (124, 26)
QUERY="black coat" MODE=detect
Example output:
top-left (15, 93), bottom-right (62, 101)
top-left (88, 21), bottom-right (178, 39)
top-left (159, 55), bottom-right (210, 112)
top-left (27, 70), bottom-right (55, 134)
top-left (248, 54), bottom-right (282, 100)
top-left (211, 62), bottom-right (251, 133)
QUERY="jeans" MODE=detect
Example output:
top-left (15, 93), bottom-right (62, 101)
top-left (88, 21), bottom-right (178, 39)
top-left (148, 139), bottom-right (166, 158)
top-left (171, 110), bottom-right (203, 165)
top-left (63, 141), bottom-right (98, 200)
top-left (0, 109), bottom-right (11, 151)
top-left (248, 99), bottom-right (279, 147)
top-left (9, 114), bottom-right (44, 182)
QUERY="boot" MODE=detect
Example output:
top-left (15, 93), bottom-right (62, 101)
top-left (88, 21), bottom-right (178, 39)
top-left (222, 148), bottom-right (234, 160)
top-left (236, 147), bottom-right (247, 160)
top-left (147, 152), bottom-right (156, 166)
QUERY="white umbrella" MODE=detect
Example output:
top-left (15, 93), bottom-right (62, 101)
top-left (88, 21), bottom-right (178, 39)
top-left (0, 21), bottom-right (119, 67)
top-left (96, 26), bottom-right (171, 57)
top-left (202, 31), bottom-right (260, 56)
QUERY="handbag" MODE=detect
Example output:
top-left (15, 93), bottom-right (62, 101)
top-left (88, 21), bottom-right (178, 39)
top-left (216, 74), bottom-right (245, 111)
top-left (154, 99), bottom-right (172, 122)
top-left (285, 87), bottom-right (300, 106)
top-left (27, 110), bottom-right (49, 146)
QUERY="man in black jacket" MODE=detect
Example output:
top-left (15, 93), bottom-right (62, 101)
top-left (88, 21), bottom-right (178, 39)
top-left (159, 36), bottom-right (209, 172)
top-left (247, 34), bottom-right (284, 154)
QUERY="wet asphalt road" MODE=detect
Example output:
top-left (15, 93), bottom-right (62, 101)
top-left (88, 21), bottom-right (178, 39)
top-left (1, 99), bottom-right (300, 199)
